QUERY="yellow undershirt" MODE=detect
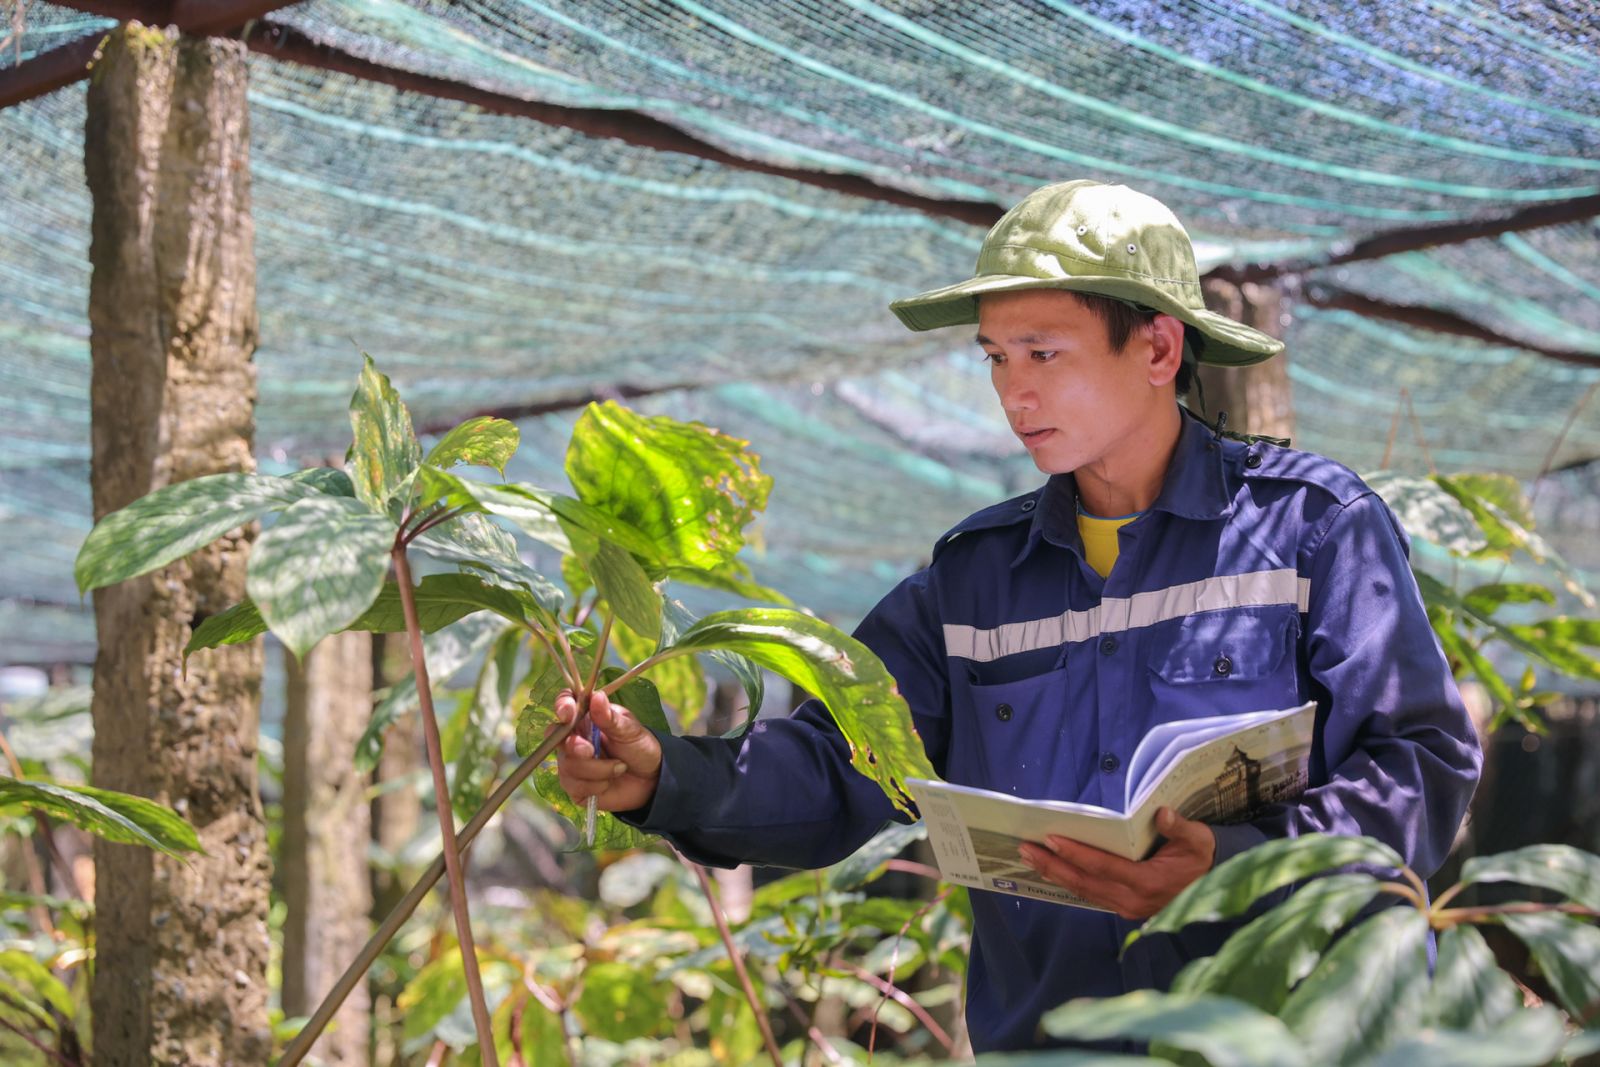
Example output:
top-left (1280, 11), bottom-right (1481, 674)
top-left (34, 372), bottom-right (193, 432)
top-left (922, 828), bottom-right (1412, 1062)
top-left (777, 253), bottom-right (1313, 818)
top-left (1077, 509), bottom-right (1139, 578)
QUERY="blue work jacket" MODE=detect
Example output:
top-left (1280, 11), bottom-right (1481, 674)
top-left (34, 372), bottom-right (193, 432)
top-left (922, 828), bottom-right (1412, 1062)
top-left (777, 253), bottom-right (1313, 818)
top-left (629, 407), bottom-right (1482, 1052)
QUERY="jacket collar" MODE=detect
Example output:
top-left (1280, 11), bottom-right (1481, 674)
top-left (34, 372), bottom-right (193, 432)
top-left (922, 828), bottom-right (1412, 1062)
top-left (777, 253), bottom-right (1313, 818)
top-left (1012, 406), bottom-right (1233, 566)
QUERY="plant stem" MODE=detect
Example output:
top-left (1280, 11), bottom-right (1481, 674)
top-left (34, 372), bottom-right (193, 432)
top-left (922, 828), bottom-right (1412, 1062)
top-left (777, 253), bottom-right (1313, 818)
top-left (682, 854), bottom-right (784, 1066)
top-left (392, 546), bottom-right (498, 1067)
top-left (845, 961), bottom-right (953, 1053)
top-left (1375, 879), bottom-right (1427, 910)
top-left (1432, 901), bottom-right (1600, 930)
top-left (278, 716), bottom-right (580, 1066)
top-left (786, 998), bottom-right (842, 1064)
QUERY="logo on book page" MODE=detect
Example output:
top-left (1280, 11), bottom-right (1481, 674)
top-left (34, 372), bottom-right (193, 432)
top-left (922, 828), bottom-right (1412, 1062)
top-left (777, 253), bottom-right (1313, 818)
top-left (992, 879), bottom-right (1017, 891)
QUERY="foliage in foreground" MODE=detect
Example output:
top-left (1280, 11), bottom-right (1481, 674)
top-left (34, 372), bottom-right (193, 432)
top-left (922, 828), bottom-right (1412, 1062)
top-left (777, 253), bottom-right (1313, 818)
top-left (72, 356), bottom-right (937, 1064)
top-left (981, 834), bottom-right (1600, 1067)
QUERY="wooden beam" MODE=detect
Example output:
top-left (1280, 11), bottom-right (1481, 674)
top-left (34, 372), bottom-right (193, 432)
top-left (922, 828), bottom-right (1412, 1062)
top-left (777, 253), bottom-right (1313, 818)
top-left (1304, 284), bottom-right (1600, 370)
top-left (58, 0), bottom-right (305, 34)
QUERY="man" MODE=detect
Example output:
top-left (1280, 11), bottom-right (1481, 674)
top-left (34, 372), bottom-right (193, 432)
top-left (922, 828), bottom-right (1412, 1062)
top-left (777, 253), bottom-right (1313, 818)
top-left (554, 180), bottom-right (1482, 1052)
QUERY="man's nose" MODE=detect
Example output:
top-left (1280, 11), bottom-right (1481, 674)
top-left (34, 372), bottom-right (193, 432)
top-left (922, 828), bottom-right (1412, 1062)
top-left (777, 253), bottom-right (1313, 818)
top-left (998, 370), bottom-right (1038, 413)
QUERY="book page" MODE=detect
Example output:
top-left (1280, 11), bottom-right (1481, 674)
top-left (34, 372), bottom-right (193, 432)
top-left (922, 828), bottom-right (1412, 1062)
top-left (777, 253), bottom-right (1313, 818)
top-left (908, 780), bottom-right (1130, 910)
top-left (909, 702), bottom-right (1316, 909)
top-left (1123, 702), bottom-right (1315, 857)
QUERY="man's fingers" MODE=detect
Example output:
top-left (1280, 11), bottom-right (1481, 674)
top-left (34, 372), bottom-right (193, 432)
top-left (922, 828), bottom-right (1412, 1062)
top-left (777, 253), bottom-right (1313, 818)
top-left (1155, 807), bottom-right (1217, 862)
top-left (1044, 835), bottom-right (1141, 882)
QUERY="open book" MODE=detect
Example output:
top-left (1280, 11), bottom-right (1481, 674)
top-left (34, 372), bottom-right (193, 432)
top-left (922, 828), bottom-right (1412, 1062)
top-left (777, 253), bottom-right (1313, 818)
top-left (907, 701), bottom-right (1315, 909)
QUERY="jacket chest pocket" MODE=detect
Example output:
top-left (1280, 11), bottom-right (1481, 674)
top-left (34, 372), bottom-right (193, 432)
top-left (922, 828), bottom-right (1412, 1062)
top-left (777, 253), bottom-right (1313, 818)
top-left (1147, 608), bottom-right (1301, 714)
top-left (952, 666), bottom-right (1085, 801)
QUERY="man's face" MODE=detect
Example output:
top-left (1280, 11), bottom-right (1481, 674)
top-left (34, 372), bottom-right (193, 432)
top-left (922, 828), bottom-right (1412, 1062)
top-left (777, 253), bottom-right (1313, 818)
top-left (976, 289), bottom-right (1169, 477)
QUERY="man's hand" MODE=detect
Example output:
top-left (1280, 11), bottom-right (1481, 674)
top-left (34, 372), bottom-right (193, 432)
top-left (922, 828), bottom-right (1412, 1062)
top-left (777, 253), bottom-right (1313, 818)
top-left (1018, 807), bottom-right (1216, 920)
top-left (552, 689), bottom-right (663, 814)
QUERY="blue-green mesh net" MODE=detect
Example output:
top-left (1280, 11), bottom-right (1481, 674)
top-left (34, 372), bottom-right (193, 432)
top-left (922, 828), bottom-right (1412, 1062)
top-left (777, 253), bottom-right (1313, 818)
top-left (2, 0), bottom-right (1597, 663)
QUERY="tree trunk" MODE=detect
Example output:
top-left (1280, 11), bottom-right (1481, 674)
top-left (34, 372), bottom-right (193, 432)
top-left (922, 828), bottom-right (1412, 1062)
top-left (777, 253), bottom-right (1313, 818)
top-left (1196, 279), bottom-right (1295, 442)
top-left (85, 24), bottom-right (270, 1066)
top-left (370, 631), bottom-right (423, 918)
top-left (281, 632), bottom-right (374, 1066)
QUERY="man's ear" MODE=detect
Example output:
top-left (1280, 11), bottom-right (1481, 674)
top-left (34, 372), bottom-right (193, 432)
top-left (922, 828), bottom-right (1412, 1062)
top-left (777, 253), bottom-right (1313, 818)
top-left (1146, 315), bottom-right (1186, 388)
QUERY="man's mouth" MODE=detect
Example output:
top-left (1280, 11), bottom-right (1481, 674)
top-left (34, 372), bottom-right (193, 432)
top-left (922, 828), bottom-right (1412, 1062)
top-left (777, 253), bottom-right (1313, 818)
top-left (1017, 428), bottom-right (1056, 446)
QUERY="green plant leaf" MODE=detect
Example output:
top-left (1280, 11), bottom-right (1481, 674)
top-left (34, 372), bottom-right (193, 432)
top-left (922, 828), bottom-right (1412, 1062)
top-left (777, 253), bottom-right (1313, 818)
top-left (828, 821), bottom-right (929, 891)
top-left (586, 537), bottom-right (662, 643)
top-left (1041, 990), bottom-right (1307, 1067)
top-left (1137, 834), bottom-right (1400, 939)
top-left (520, 994), bottom-right (567, 1066)
top-left (610, 619), bottom-right (707, 730)
top-left (662, 609), bottom-right (935, 814)
top-left (75, 472), bottom-right (328, 593)
top-left (1461, 583), bottom-right (1557, 619)
top-left (399, 947), bottom-right (470, 1042)
top-left (0, 778), bottom-right (200, 855)
top-left (348, 355), bottom-right (422, 516)
top-left (1171, 873), bottom-right (1379, 1013)
top-left (975, 1054), bottom-right (1168, 1066)
top-left (1436, 473), bottom-right (1595, 608)
top-left (566, 401), bottom-right (772, 571)
top-left (356, 613), bottom-right (508, 772)
top-left (1503, 619), bottom-right (1600, 684)
top-left (1277, 905), bottom-right (1431, 1064)
top-left (1366, 1007), bottom-right (1570, 1067)
top-left (424, 416), bottom-right (520, 475)
top-left (1498, 911), bottom-right (1600, 1018)
top-left (663, 598), bottom-right (764, 727)
top-left (1366, 471), bottom-right (1488, 557)
top-left (246, 496), bottom-right (394, 659)
top-left (186, 573), bottom-right (536, 658)
top-left (450, 627), bottom-right (522, 819)
top-left (574, 961), bottom-right (672, 1042)
top-left (1455, 844), bottom-right (1600, 909)
top-left (1424, 924), bottom-right (1523, 1032)
top-left (0, 949), bottom-right (73, 1018)
top-left (664, 562), bottom-right (794, 606)
top-left (411, 508), bottom-right (563, 616)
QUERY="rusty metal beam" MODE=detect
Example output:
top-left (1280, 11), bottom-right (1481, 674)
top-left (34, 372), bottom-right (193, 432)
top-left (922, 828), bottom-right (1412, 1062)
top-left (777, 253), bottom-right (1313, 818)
top-left (0, 34), bottom-right (100, 109)
top-left (1304, 284), bottom-right (1600, 370)
top-left (1211, 193), bottom-right (1600, 284)
top-left (57, 1), bottom-right (305, 34)
top-left (237, 20), bottom-right (1008, 228)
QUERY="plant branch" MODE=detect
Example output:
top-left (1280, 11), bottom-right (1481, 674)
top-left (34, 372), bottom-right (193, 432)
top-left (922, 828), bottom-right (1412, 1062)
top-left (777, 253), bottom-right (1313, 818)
top-left (846, 961), bottom-right (953, 1053)
top-left (583, 612), bottom-right (614, 699)
top-left (0, 1011), bottom-right (75, 1067)
top-left (277, 716), bottom-right (580, 1066)
top-left (1432, 901), bottom-right (1600, 930)
top-left (549, 621), bottom-right (585, 691)
top-left (391, 546), bottom-right (498, 1066)
top-left (865, 886), bottom-right (954, 1057)
top-left (881, 858), bottom-right (944, 882)
top-left (681, 854), bottom-right (784, 1066)
top-left (405, 505), bottom-right (470, 545)
top-left (785, 997), bottom-right (842, 1064)
top-left (1376, 880), bottom-right (1427, 910)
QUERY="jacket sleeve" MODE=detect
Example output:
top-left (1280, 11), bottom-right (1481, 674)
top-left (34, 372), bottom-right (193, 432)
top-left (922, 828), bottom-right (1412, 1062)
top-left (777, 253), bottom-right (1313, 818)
top-left (1213, 491), bottom-right (1483, 877)
top-left (617, 568), bottom-right (952, 870)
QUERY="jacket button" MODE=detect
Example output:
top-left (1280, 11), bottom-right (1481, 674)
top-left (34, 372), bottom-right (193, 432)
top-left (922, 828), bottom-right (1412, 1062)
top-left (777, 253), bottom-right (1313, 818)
top-left (995, 703), bottom-right (1013, 722)
top-left (1214, 655), bottom-right (1233, 676)
top-left (1020, 499), bottom-right (1037, 512)
top-left (1100, 753), bottom-right (1120, 773)
top-left (1099, 637), bottom-right (1118, 655)
top-left (1244, 452), bottom-right (1262, 469)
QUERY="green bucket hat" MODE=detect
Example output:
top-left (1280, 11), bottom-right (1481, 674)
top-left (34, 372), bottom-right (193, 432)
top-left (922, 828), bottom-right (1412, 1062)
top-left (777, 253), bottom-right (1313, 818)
top-left (889, 180), bottom-right (1283, 367)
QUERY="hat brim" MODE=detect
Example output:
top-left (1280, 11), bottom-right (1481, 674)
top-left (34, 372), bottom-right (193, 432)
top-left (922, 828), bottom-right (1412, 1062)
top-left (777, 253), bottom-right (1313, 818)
top-left (889, 274), bottom-right (1284, 367)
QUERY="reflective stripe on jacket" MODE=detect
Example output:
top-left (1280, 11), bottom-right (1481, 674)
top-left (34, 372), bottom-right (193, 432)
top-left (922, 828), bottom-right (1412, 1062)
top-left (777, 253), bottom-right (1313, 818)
top-left (629, 406), bottom-right (1482, 1053)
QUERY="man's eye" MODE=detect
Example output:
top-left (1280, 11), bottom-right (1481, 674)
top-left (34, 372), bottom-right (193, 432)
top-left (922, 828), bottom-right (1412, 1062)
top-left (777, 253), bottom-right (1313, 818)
top-left (1030, 350), bottom-right (1058, 361)
top-left (981, 351), bottom-right (1005, 365)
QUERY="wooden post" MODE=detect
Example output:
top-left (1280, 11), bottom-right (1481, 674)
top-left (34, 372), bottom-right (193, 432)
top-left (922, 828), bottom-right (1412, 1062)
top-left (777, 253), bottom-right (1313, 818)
top-left (1196, 279), bottom-right (1295, 442)
top-left (281, 632), bottom-right (375, 1066)
top-left (85, 24), bottom-right (270, 1065)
